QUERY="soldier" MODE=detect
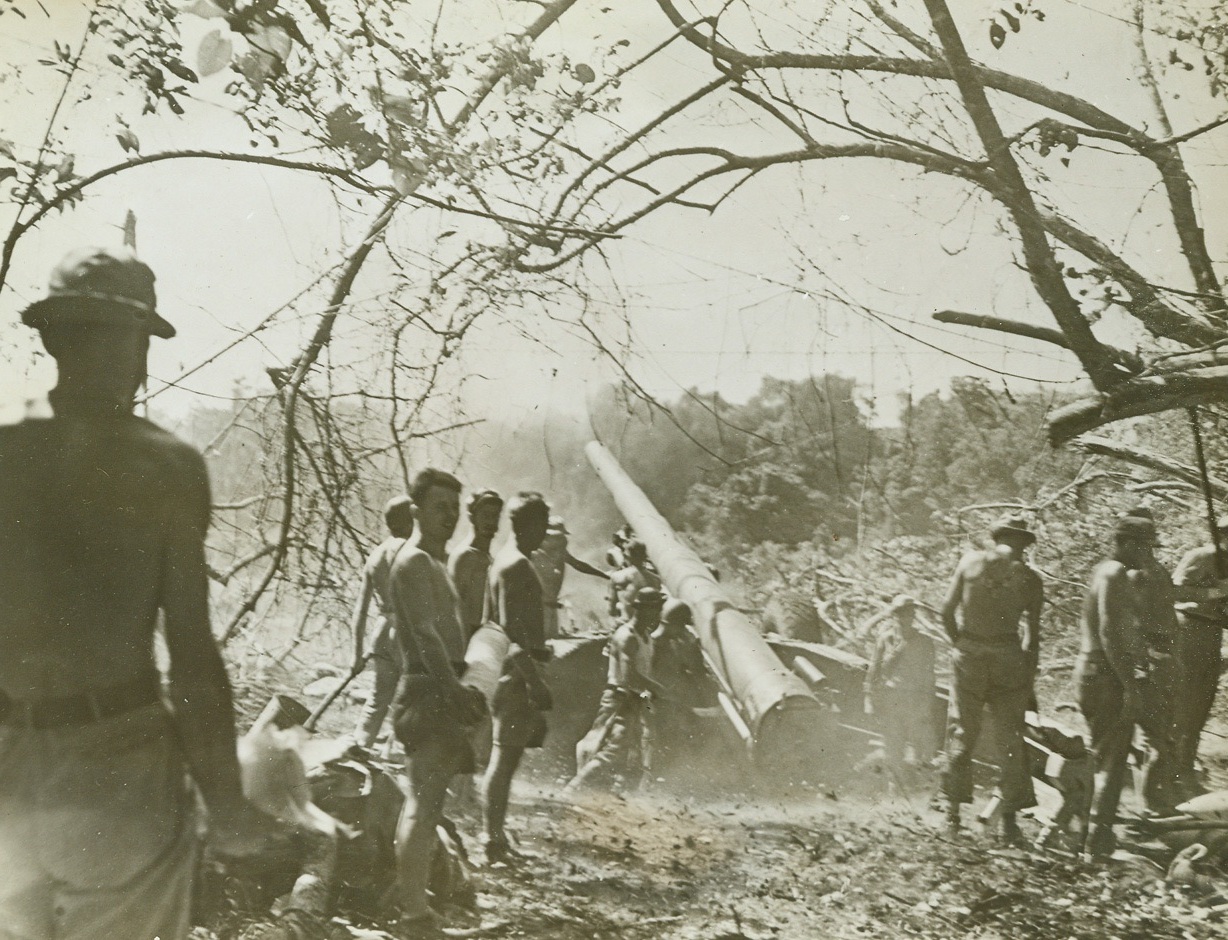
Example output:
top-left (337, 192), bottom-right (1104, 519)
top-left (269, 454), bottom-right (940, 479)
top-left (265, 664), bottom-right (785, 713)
top-left (350, 495), bottom-right (414, 749)
top-left (564, 587), bottom-right (667, 795)
top-left (1079, 515), bottom-right (1180, 858)
top-left (940, 514), bottom-right (1043, 844)
top-left (449, 489), bottom-right (503, 640)
top-left (1171, 521), bottom-right (1228, 799)
top-left (864, 595), bottom-right (938, 778)
top-left (0, 247), bottom-right (284, 939)
top-left (648, 597), bottom-right (710, 779)
top-left (481, 493), bottom-right (553, 863)
top-left (608, 538), bottom-right (662, 622)
top-left (530, 515), bottom-right (609, 638)
top-left (387, 468), bottom-right (486, 935)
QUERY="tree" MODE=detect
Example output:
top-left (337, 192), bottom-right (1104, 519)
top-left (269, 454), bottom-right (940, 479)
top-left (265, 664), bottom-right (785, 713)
top-left (4, 0), bottom-right (1227, 654)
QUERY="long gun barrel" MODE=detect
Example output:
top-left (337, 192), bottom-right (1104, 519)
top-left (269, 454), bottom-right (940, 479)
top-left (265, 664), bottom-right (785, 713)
top-left (585, 441), bottom-right (828, 769)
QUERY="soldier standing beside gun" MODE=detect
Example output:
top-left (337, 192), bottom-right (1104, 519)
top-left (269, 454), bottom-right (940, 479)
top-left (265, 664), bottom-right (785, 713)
top-left (388, 469), bottom-right (486, 935)
top-left (449, 490), bottom-right (503, 641)
top-left (1079, 515), bottom-right (1180, 858)
top-left (0, 247), bottom-right (285, 940)
top-left (531, 515), bottom-right (609, 638)
top-left (864, 595), bottom-right (937, 782)
top-left (565, 587), bottom-right (667, 795)
top-left (1172, 520), bottom-right (1228, 799)
top-left (350, 496), bottom-right (414, 749)
top-left (940, 515), bottom-right (1043, 844)
top-left (481, 493), bottom-right (553, 863)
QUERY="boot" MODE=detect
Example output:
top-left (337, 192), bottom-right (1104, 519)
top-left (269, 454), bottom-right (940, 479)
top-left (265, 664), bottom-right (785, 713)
top-left (1000, 811), bottom-right (1024, 847)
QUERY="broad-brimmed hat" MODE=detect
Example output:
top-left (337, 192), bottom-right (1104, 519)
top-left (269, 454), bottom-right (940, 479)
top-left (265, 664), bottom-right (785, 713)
top-left (632, 587), bottom-right (665, 609)
top-left (21, 247), bottom-right (175, 339)
top-left (466, 488), bottom-right (504, 514)
top-left (990, 513), bottom-right (1036, 546)
top-left (1115, 515), bottom-right (1157, 543)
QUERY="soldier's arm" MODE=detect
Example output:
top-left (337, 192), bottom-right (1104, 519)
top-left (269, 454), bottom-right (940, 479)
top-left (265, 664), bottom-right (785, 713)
top-left (498, 562), bottom-right (551, 698)
top-left (1022, 572), bottom-right (1043, 669)
top-left (160, 448), bottom-right (281, 855)
top-left (349, 565), bottom-right (376, 670)
top-left (941, 560), bottom-right (966, 644)
top-left (1097, 565), bottom-right (1144, 710)
top-left (864, 633), bottom-right (885, 694)
top-left (393, 552), bottom-right (466, 695)
top-left (1173, 548), bottom-right (1228, 603)
top-left (607, 572), bottom-right (622, 616)
top-left (566, 551), bottom-right (610, 579)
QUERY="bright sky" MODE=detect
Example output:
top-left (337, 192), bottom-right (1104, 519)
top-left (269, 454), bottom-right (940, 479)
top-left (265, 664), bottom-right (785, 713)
top-left (1, 0), bottom-right (1225, 433)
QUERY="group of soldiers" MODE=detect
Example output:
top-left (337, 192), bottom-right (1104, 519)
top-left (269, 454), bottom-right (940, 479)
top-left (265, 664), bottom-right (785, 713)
top-left (864, 510), bottom-right (1226, 857)
top-left (0, 247), bottom-right (702, 940)
top-left (5, 246), bottom-right (1228, 940)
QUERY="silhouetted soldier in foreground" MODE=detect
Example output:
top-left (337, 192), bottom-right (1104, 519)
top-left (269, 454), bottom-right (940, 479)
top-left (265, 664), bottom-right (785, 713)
top-left (0, 247), bottom-right (284, 940)
top-left (565, 587), bottom-right (666, 795)
top-left (940, 514), bottom-right (1043, 844)
top-left (1172, 520), bottom-right (1228, 799)
top-left (350, 495), bottom-right (414, 749)
top-left (481, 492), bottom-right (553, 863)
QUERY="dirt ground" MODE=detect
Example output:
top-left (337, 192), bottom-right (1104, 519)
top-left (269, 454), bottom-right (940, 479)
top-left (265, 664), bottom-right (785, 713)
top-left (224, 648), bottom-right (1228, 940)
top-left (422, 772), bottom-right (1228, 940)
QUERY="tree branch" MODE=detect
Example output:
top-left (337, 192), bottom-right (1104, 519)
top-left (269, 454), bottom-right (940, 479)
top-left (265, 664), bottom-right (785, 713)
top-left (1049, 366), bottom-right (1228, 444)
top-left (1072, 436), bottom-right (1228, 499)
top-left (932, 310), bottom-right (1144, 373)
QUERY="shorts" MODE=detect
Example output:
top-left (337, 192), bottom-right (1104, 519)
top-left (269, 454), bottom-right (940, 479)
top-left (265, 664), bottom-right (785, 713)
top-left (0, 703), bottom-right (198, 940)
top-left (491, 676), bottom-right (548, 749)
top-left (391, 673), bottom-right (477, 775)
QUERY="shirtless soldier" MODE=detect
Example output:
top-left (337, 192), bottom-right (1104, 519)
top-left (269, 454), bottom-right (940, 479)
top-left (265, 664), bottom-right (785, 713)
top-left (449, 489), bottom-right (503, 640)
top-left (1079, 515), bottom-right (1181, 858)
top-left (0, 247), bottom-right (283, 940)
top-left (388, 468), bottom-right (486, 935)
top-left (350, 495), bottom-right (414, 748)
top-left (608, 538), bottom-right (662, 622)
top-left (940, 514), bottom-right (1043, 844)
top-left (481, 492), bottom-right (553, 863)
top-left (1171, 520), bottom-right (1228, 798)
top-left (531, 515), bottom-right (609, 638)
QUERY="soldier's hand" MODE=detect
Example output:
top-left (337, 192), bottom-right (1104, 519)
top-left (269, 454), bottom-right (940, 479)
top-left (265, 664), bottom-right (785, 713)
top-left (208, 800), bottom-right (297, 861)
top-left (530, 683), bottom-right (553, 712)
top-left (454, 683), bottom-right (488, 725)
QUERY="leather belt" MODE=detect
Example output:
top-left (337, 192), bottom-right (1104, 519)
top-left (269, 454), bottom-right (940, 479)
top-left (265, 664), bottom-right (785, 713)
top-left (403, 662), bottom-right (466, 678)
top-left (0, 675), bottom-right (162, 729)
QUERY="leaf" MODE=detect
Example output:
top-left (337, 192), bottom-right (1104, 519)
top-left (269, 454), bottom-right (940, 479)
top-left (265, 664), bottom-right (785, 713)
top-left (249, 24), bottom-right (292, 63)
top-left (165, 59), bottom-right (199, 83)
top-left (183, 0), bottom-right (226, 18)
top-left (382, 94), bottom-right (422, 126)
top-left (573, 62), bottom-right (596, 83)
top-left (197, 29), bottom-right (233, 77)
top-left (0, 167), bottom-right (17, 183)
top-left (0, 139), bottom-right (15, 161)
top-left (389, 155), bottom-right (427, 195)
top-left (55, 154), bottom-right (74, 181)
top-left (989, 22), bottom-right (1006, 49)
top-left (236, 49), bottom-right (277, 89)
top-left (1002, 11), bottom-right (1020, 33)
top-left (116, 127), bottom-right (140, 153)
